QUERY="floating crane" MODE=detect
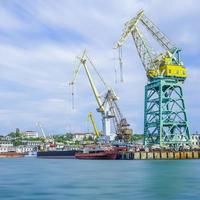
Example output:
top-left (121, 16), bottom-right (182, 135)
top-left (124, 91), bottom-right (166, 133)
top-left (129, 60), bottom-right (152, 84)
top-left (87, 112), bottom-right (100, 140)
top-left (115, 10), bottom-right (190, 148)
top-left (69, 50), bottom-right (132, 142)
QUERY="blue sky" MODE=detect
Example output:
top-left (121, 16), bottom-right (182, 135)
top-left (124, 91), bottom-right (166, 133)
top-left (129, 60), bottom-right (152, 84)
top-left (0, 0), bottom-right (200, 135)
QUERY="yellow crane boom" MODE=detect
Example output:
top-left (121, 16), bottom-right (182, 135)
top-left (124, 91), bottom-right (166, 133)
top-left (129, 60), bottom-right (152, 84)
top-left (87, 112), bottom-right (100, 139)
top-left (69, 50), bottom-right (104, 113)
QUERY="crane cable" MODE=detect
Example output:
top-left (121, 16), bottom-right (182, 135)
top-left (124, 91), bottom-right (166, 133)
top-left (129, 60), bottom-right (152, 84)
top-left (86, 55), bottom-right (109, 90)
top-left (69, 60), bottom-right (82, 110)
top-left (118, 46), bottom-right (124, 82)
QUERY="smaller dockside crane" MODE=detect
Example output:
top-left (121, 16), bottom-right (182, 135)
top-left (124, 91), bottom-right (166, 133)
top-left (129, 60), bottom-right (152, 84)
top-left (87, 112), bottom-right (101, 141)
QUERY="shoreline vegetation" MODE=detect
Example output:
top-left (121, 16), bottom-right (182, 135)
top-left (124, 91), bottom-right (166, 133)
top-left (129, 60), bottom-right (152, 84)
top-left (0, 128), bottom-right (144, 146)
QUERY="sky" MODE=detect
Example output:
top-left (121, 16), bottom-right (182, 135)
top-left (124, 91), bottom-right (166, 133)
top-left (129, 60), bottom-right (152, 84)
top-left (0, 0), bottom-right (200, 136)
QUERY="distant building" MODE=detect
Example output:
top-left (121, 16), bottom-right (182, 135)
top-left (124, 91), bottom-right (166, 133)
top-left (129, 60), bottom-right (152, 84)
top-left (191, 134), bottom-right (200, 146)
top-left (0, 141), bottom-right (13, 147)
top-left (73, 133), bottom-right (94, 141)
top-left (22, 141), bottom-right (43, 147)
top-left (24, 131), bottom-right (39, 138)
top-left (0, 146), bottom-right (16, 153)
top-left (16, 146), bottom-right (35, 153)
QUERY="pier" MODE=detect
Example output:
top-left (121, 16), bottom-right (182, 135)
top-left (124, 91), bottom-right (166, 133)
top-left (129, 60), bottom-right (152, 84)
top-left (118, 151), bottom-right (200, 160)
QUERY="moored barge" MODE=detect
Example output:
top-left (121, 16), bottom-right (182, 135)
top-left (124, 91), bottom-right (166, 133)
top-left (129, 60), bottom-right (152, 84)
top-left (75, 149), bottom-right (117, 160)
top-left (37, 149), bottom-right (82, 159)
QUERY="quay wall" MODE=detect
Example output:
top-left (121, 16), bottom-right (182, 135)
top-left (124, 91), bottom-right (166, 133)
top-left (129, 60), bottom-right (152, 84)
top-left (118, 151), bottom-right (200, 160)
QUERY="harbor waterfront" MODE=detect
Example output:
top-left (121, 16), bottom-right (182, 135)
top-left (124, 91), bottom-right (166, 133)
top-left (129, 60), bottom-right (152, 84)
top-left (0, 158), bottom-right (200, 200)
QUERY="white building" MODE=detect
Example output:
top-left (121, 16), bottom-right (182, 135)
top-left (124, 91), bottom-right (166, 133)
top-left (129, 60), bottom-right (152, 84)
top-left (0, 146), bottom-right (16, 153)
top-left (0, 141), bottom-right (13, 147)
top-left (73, 133), bottom-right (94, 141)
top-left (22, 141), bottom-right (43, 147)
top-left (24, 131), bottom-right (39, 138)
top-left (16, 146), bottom-right (34, 153)
top-left (191, 134), bottom-right (200, 146)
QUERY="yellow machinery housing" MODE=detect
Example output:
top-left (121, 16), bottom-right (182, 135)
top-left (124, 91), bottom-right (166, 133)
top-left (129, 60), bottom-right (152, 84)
top-left (147, 58), bottom-right (187, 78)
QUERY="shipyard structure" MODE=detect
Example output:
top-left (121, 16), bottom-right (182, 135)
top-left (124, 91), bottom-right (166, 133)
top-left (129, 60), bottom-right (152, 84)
top-left (114, 10), bottom-right (191, 149)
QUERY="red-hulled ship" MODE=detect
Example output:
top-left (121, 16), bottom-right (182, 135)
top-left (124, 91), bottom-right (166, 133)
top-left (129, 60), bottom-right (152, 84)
top-left (75, 148), bottom-right (117, 160)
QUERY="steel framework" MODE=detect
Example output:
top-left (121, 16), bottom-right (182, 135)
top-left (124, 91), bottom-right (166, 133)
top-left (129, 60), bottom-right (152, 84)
top-left (144, 77), bottom-right (190, 147)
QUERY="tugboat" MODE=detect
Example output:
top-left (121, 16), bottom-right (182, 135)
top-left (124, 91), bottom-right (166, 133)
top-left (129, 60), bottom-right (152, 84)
top-left (75, 147), bottom-right (117, 160)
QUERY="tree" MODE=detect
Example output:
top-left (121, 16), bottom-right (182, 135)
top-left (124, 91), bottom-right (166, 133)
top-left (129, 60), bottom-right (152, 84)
top-left (74, 140), bottom-right (80, 145)
top-left (13, 140), bottom-right (22, 146)
top-left (64, 133), bottom-right (73, 141)
top-left (131, 134), bottom-right (144, 142)
top-left (87, 135), bottom-right (93, 141)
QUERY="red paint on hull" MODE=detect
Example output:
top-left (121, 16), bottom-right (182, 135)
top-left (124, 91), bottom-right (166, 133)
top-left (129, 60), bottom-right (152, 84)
top-left (75, 151), bottom-right (117, 160)
top-left (0, 152), bottom-right (24, 158)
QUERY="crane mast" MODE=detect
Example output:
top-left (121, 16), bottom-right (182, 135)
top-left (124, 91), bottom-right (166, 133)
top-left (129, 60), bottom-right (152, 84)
top-left (115, 10), bottom-right (190, 148)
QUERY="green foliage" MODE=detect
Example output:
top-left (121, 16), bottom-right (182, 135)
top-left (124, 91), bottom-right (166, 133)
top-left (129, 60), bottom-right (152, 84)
top-left (53, 133), bottom-right (74, 143)
top-left (16, 128), bottom-right (20, 134)
top-left (24, 137), bottom-right (44, 142)
top-left (74, 140), bottom-right (80, 145)
top-left (13, 140), bottom-right (22, 146)
top-left (64, 133), bottom-right (73, 140)
top-left (8, 131), bottom-right (23, 138)
top-left (131, 134), bottom-right (144, 141)
top-left (83, 135), bottom-right (94, 142)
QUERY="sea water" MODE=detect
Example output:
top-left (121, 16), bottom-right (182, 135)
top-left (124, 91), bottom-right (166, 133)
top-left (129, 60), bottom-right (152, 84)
top-left (0, 158), bottom-right (200, 200)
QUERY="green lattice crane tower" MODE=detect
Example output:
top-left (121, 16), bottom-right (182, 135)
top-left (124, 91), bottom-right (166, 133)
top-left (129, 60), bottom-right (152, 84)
top-left (115, 10), bottom-right (191, 148)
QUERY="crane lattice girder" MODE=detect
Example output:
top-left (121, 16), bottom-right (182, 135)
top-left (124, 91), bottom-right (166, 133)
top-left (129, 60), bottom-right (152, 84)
top-left (139, 13), bottom-right (174, 51)
top-left (132, 27), bottom-right (156, 71)
top-left (114, 10), bottom-right (181, 73)
top-left (115, 9), bottom-right (175, 51)
top-left (114, 10), bottom-right (144, 48)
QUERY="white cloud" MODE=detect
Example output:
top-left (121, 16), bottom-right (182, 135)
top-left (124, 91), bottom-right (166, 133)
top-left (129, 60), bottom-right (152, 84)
top-left (0, 0), bottom-right (200, 134)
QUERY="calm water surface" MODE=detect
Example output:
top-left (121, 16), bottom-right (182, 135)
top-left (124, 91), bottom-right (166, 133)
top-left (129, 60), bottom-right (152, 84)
top-left (0, 158), bottom-right (199, 200)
